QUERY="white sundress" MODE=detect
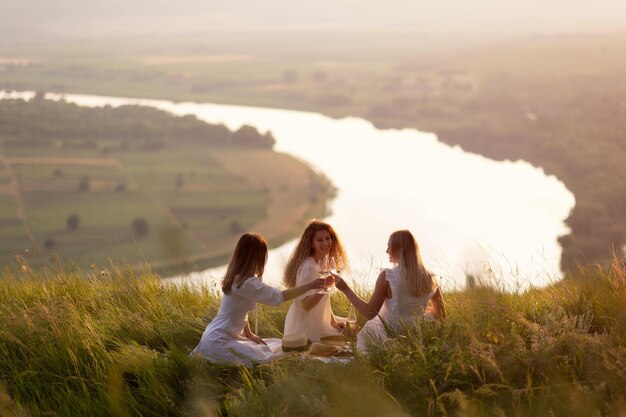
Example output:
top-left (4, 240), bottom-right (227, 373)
top-left (356, 266), bottom-right (436, 351)
top-left (192, 277), bottom-right (284, 365)
top-left (283, 257), bottom-right (341, 342)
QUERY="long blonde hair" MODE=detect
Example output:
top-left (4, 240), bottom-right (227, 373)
top-left (389, 230), bottom-right (435, 297)
top-left (222, 233), bottom-right (268, 294)
top-left (283, 219), bottom-right (348, 288)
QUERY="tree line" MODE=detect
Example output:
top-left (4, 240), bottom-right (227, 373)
top-left (0, 94), bottom-right (275, 150)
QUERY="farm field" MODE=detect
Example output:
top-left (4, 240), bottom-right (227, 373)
top-left (0, 100), bottom-right (332, 274)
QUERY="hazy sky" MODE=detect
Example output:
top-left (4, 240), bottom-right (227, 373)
top-left (2, 0), bottom-right (626, 40)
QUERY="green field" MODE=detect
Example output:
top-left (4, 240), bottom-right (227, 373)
top-left (1, 147), bottom-right (329, 273)
top-left (0, 100), bottom-right (332, 273)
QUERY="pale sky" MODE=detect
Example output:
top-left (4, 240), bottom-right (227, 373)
top-left (1, 0), bottom-right (626, 41)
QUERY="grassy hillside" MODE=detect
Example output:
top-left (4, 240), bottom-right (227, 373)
top-left (0, 98), bottom-right (333, 273)
top-left (0, 260), bottom-right (624, 416)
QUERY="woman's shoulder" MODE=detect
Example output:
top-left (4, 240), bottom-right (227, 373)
top-left (382, 266), bottom-right (399, 281)
top-left (237, 276), bottom-right (263, 290)
top-left (295, 257), bottom-right (318, 284)
top-left (297, 257), bottom-right (317, 272)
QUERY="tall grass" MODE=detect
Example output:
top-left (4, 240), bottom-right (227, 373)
top-left (0, 259), bottom-right (624, 416)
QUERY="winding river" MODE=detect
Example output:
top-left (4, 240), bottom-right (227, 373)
top-left (1, 91), bottom-right (576, 291)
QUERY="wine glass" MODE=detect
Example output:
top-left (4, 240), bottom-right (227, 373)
top-left (328, 256), bottom-right (337, 274)
top-left (346, 304), bottom-right (357, 335)
top-left (335, 255), bottom-right (344, 274)
top-left (317, 255), bottom-right (334, 293)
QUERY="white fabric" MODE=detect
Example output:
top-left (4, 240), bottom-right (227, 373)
top-left (357, 267), bottom-right (436, 351)
top-left (192, 277), bottom-right (285, 365)
top-left (283, 257), bottom-right (341, 342)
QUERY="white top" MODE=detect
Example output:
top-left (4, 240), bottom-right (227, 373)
top-left (192, 277), bottom-right (284, 364)
top-left (380, 266), bottom-right (435, 323)
top-left (283, 257), bottom-right (340, 342)
top-left (357, 266), bottom-right (436, 351)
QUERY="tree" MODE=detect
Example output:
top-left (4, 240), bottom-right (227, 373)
top-left (229, 220), bottom-right (242, 235)
top-left (131, 218), bottom-right (149, 238)
top-left (175, 174), bottom-right (184, 189)
top-left (33, 90), bottom-right (46, 101)
top-left (283, 69), bottom-right (298, 83)
top-left (79, 175), bottom-right (90, 192)
top-left (312, 70), bottom-right (328, 83)
top-left (66, 214), bottom-right (80, 231)
top-left (232, 125), bottom-right (275, 148)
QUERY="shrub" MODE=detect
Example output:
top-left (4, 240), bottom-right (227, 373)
top-left (66, 214), bottom-right (80, 231)
top-left (78, 175), bottom-right (90, 192)
top-left (229, 220), bottom-right (242, 235)
top-left (131, 218), bottom-right (149, 238)
top-left (174, 174), bottom-right (184, 190)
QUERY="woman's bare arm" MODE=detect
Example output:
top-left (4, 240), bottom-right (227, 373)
top-left (335, 271), bottom-right (388, 320)
top-left (428, 287), bottom-right (446, 319)
top-left (243, 320), bottom-right (266, 345)
top-left (301, 292), bottom-right (324, 311)
top-left (281, 278), bottom-right (327, 302)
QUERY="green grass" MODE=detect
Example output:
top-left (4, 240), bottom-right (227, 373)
top-left (0, 260), bottom-right (624, 417)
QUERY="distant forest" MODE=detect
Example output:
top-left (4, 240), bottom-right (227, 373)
top-left (0, 94), bottom-right (275, 150)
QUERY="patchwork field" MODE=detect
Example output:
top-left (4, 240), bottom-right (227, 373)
top-left (0, 101), bottom-right (332, 274)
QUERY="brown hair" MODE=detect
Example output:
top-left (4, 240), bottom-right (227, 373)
top-left (283, 219), bottom-right (348, 288)
top-left (388, 230), bottom-right (435, 297)
top-left (221, 233), bottom-right (268, 294)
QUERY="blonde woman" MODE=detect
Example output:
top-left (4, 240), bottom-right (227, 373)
top-left (334, 229), bottom-right (445, 351)
top-left (283, 219), bottom-right (349, 342)
top-left (192, 233), bottom-right (329, 365)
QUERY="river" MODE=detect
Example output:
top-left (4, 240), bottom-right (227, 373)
top-left (1, 91), bottom-right (576, 291)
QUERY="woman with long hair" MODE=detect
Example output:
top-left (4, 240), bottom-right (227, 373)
top-left (283, 219), bottom-right (349, 342)
top-left (334, 229), bottom-right (445, 351)
top-left (192, 233), bottom-right (329, 365)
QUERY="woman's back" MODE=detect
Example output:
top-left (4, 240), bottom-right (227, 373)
top-left (382, 266), bottom-right (435, 322)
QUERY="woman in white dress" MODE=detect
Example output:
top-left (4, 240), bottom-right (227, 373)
top-left (283, 219), bottom-right (349, 342)
top-left (334, 230), bottom-right (445, 351)
top-left (192, 233), bottom-right (329, 365)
